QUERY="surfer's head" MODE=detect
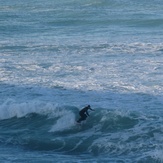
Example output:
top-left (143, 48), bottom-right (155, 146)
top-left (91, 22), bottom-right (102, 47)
top-left (87, 105), bottom-right (91, 108)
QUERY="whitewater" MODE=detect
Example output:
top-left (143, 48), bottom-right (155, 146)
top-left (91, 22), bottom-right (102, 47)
top-left (0, 0), bottom-right (163, 162)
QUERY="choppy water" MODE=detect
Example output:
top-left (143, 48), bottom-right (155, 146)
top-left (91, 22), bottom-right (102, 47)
top-left (0, 0), bottom-right (163, 162)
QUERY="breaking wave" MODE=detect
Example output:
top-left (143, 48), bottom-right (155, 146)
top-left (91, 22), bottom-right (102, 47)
top-left (0, 101), bottom-right (163, 162)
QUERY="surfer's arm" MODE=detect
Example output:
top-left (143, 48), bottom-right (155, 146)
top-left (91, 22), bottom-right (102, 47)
top-left (90, 108), bottom-right (94, 111)
top-left (86, 111), bottom-right (89, 116)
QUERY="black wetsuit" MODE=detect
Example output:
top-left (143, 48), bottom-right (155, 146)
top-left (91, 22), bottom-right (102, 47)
top-left (77, 106), bottom-right (93, 123)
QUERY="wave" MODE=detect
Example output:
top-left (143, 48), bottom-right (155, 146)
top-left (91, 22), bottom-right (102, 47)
top-left (0, 101), bottom-right (162, 162)
top-left (1, 41), bottom-right (162, 55)
top-left (0, 108), bottom-right (137, 150)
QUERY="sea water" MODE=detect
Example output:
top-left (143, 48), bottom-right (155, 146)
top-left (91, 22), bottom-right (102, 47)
top-left (0, 0), bottom-right (163, 162)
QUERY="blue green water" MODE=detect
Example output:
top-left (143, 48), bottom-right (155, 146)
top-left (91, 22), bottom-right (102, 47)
top-left (0, 0), bottom-right (163, 162)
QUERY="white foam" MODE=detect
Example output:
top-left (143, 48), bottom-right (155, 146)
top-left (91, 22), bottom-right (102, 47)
top-left (1, 41), bottom-right (162, 96)
top-left (0, 99), bottom-right (62, 120)
top-left (49, 112), bottom-right (75, 132)
top-left (152, 150), bottom-right (163, 163)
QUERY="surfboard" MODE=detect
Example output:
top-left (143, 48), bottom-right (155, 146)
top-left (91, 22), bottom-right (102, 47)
top-left (75, 120), bottom-right (87, 126)
top-left (75, 121), bottom-right (81, 125)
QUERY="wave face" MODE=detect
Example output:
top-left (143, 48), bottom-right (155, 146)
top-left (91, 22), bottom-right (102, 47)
top-left (0, 103), bottom-right (163, 162)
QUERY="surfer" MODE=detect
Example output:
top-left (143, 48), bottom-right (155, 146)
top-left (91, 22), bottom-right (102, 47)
top-left (77, 105), bottom-right (94, 123)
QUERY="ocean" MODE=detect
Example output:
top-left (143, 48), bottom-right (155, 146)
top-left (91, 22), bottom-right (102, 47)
top-left (0, 0), bottom-right (163, 162)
